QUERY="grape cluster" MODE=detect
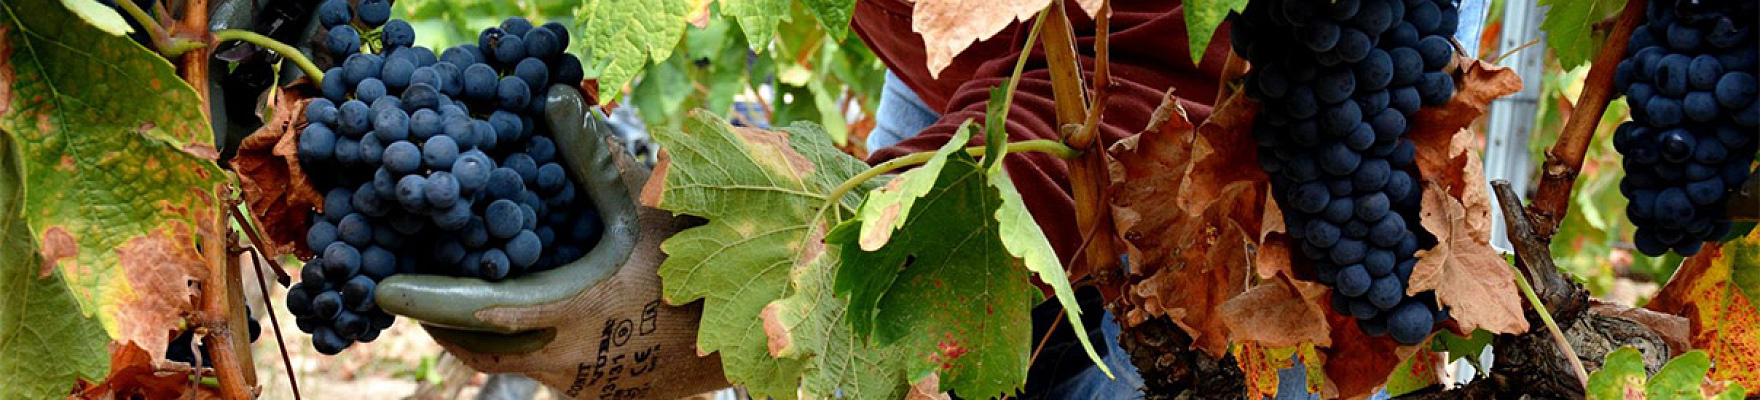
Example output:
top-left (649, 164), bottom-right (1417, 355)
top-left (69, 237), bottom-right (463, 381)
top-left (289, 0), bottom-right (595, 355)
top-left (1230, 0), bottom-right (1459, 344)
top-left (1612, 0), bottom-right (1757, 257)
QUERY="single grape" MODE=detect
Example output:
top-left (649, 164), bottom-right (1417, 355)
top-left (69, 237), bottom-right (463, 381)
top-left (1387, 301), bottom-right (1435, 344)
top-left (505, 230), bottom-right (542, 269)
top-left (360, 245), bottom-right (396, 279)
top-left (497, 76), bottom-right (531, 110)
top-left (356, 0), bottom-right (390, 27)
top-left (396, 174), bottom-right (430, 211)
top-left (382, 141), bottom-right (422, 174)
top-left (487, 199), bottom-right (525, 239)
top-left (341, 275), bottom-right (377, 311)
top-left (327, 25), bottom-right (361, 57)
top-left (322, 242), bottom-right (361, 279)
top-left (316, 0), bottom-right (352, 28)
top-left (423, 135), bottom-right (460, 170)
top-left (312, 291), bottom-right (344, 320)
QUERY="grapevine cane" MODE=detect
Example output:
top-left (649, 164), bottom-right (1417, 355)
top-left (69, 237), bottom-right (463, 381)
top-left (1493, 180), bottom-right (1589, 390)
top-left (1527, 0), bottom-right (1646, 238)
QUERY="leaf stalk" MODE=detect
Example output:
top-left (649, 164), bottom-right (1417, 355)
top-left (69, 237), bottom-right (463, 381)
top-left (823, 139), bottom-right (1078, 211)
top-left (211, 29), bottom-right (326, 86)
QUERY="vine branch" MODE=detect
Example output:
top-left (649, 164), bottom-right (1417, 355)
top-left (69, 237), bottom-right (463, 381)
top-left (211, 29), bottom-right (326, 85)
top-left (201, 186), bottom-right (255, 399)
top-left (1494, 181), bottom-right (1588, 390)
top-left (1527, 0), bottom-right (1646, 237)
top-left (1041, 0), bottom-right (1122, 284)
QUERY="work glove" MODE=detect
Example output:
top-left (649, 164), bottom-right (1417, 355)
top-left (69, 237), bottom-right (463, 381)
top-left (375, 85), bottom-right (726, 399)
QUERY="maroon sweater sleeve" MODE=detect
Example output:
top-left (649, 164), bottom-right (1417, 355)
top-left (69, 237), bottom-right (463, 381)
top-left (852, 0), bottom-right (1232, 265)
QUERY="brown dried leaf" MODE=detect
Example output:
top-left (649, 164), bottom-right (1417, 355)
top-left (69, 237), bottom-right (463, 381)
top-left (1320, 308), bottom-right (1424, 400)
top-left (1107, 90), bottom-right (1197, 271)
top-left (911, 0), bottom-right (1102, 77)
top-left (1108, 87), bottom-right (1265, 357)
top-left (114, 223), bottom-right (208, 365)
top-left (1221, 273), bottom-right (1332, 348)
top-left (1394, 60), bottom-right (1528, 335)
top-left (1590, 301), bottom-right (1691, 356)
top-left (230, 82), bottom-right (324, 259)
top-left (1406, 60), bottom-right (1519, 241)
top-left (1121, 187), bottom-right (1253, 356)
top-left (1405, 185), bottom-right (1529, 334)
top-left (906, 373), bottom-right (952, 400)
top-left (70, 342), bottom-right (219, 400)
top-left (1178, 87), bottom-right (1268, 215)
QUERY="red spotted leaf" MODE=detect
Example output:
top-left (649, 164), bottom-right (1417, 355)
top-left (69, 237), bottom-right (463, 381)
top-left (1646, 229), bottom-right (1760, 390)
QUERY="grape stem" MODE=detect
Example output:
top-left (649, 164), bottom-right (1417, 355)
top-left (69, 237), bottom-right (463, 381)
top-left (211, 29), bottom-right (326, 86)
top-left (1493, 180), bottom-right (1589, 390)
top-left (111, 0), bottom-right (171, 52)
top-left (820, 139), bottom-right (1080, 212)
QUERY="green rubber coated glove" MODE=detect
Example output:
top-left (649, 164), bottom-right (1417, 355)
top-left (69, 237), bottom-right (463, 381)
top-left (374, 85), bottom-right (726, 399)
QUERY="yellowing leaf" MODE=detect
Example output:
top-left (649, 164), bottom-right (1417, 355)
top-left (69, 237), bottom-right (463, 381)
top-left (0, 0), bottom-right (222, 370)
top-left (1648, 229), bottom-right (1760, 391)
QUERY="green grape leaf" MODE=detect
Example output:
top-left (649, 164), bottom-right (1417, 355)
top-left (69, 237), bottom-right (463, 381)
top-left (630, 52), bottom-right (693, 126)
top-left (0, 132), bottom-right (110, 400)
top-left (982, 82), bottom-right (1008, 169)
top-left (650, 111), bottom-right (876, 399)
top-left (1538, 0), bottom-right (1625, 69)
top-left (1587, 347), bottom-right (1648, 400)
top-left (720, 0), bottom-right (793, 53)
top-left (0, 0), bottom-right (224, 368)
top-left (798, 0), bottom-right (854, 41)
top-left (577, 0), bottom-right (694, 102)
top-left (1431, 329), bottom-right (1494, 365)
top-left (826, 138), bottom-right (1037, 397)
top-left (985, 150), bottom-right (1108, 379)
top-left (57, 0), bottom-right (132, 36)
top-left (763, 234), bottom-right (910, 400)
top-left (1648, 351), bottom-right (1714, 399)
top-left (1183, 0), bottom-right (1247, 64)
top-left (829, 124), bottom-right (1102, 397)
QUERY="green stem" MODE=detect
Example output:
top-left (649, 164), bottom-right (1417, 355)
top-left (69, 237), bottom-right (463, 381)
top-left (112, 0), bottom-right (170, 51)
top-left (161, 38), bottom-right (207, 57)
top-left (211, 29), bottom-right (326, 85)
top-left (999, 10), bottom-right (1048, 116)
top-left (822, 139), bottom-right (1077, 210)
top-left (1511, 264), bottom-right (1589, 389)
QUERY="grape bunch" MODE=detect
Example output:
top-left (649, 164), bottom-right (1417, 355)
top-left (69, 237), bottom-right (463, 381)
top-left (1611, 0), bottom-right (1757, 257)
top-left (1230, 0), bottom-right (1460, 344)
top-left (288, 0), bottom-right (595, 355)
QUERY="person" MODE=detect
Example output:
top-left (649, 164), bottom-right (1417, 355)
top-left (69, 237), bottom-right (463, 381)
top-left (373, 1), bottom-right (1230, 398)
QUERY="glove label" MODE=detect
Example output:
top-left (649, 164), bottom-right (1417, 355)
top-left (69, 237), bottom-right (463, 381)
top-left (567, 300), bottom-right (664, 399)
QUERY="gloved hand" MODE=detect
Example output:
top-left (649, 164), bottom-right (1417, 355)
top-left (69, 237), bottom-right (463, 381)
top-left (375, 85), bottom-right (726, 399)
